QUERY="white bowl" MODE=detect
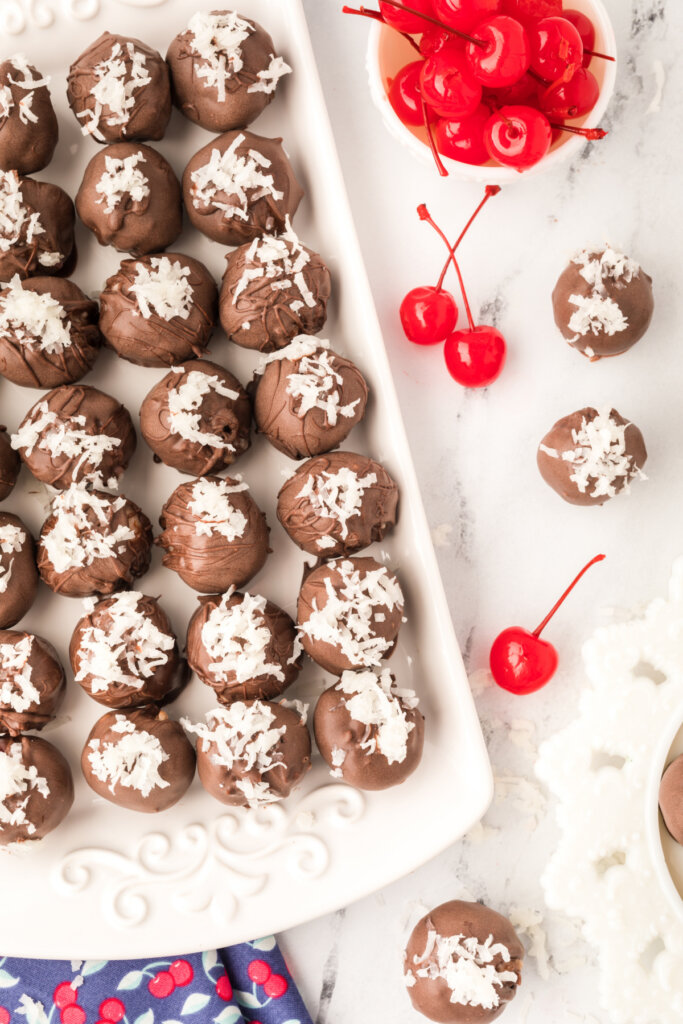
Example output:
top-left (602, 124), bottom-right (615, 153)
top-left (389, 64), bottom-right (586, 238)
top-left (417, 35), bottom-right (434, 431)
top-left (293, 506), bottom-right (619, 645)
top-left (646, 704), bottom-right (683, 924)
top-left (366, 0), bottom-right (618, 183)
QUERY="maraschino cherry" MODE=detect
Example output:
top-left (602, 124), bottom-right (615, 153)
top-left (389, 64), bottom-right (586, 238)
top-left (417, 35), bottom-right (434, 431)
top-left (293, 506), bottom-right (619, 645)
top-left (466, 15), bottom-right (531, 88)
top-left (490, 554), bottom-right (606, 695)
top-left (435, 104), bottom-right (490, 164)
top-left (562, 8), bottom-right (595, 64)
top-left (540, 66), bottom-right (599, 120)
top-left (484, 104), bottom-right (552, 169)
top-left (380, 0), bottom-right (436, 32)
top-left (500, 0), bottom-right (561, 23)
top-left (442, 245), bottom-right (506, 387)
top-left (434, 0), bottom-right (502, 33)
top-left (389, 61), bottom-right (425, 124)
top-left (529, 16), bottom-right (584, 80)
top-left (420, 42), bottom-right (483, 118)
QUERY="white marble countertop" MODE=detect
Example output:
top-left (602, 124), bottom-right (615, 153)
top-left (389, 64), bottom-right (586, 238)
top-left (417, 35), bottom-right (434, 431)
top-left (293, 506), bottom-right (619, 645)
top-left (282, 1), bottom-right (678, 1020)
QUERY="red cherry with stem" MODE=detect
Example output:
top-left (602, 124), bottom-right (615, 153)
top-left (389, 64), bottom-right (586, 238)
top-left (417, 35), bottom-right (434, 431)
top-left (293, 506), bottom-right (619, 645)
top-left (247, 960), bottom-right (272, 985)
top-left (529, 16), bottom-right (583, 81)
top-left (433, 0), bottom-right (502, 33)
top-left (420, 42), bottom-right (483, 117)
top-left (466, 16), bottom-right (531, 88)
top-left (53, 985), bottom-right (78, 1010)
top-left (389, 61), bottom-right (425, 125)
top-left (148, 972), bottom-right (175, 999)
top-left (215, 975), bottom-right (233, 1001)
top-left (435, 105), bottom-right (490, 164)
top-left (99, 1001), bottom-right (125, 1024)
top-left (563, 9), bottom-right (595, 66)
top-left (169, 960), bottom-right (194, 987)
top-left (444, 324), bottom-right (506, 386)
top-left (380, 0), bottom-right (436, 33)
top-left (263, 975), bottom-right (288, 999)
top-left (490, 554), bottom-right (606, 694)
top-left (60, 1009), bottom-right (85, 1024)
top-left (540, 67), bottom-right (599, 120)
top-left (500, 0), bottom-right (561, 24)
top-left (484, 104), bottom-right (552, 168)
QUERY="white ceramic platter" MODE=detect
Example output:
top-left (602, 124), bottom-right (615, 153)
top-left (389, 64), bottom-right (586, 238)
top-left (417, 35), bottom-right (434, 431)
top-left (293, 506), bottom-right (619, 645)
top-left (0, 0), bottom-right (492, 958)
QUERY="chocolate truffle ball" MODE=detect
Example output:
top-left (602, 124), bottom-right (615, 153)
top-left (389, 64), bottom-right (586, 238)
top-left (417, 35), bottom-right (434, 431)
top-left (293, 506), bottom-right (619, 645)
top-left (0, 171), bottom-right (75, 282)
top-left (82, 707), bottom-right (195, 812)
top-left (70, 591), bottom-right (188, 709)
top-left (219, 227), bottom-right (331, 352)
top-left (0, 56), bottom-right (58, 176)
top-left (12, 384), bottom-right (136, 490)
top-left (37, 486), bottom-right (153, 598)
top-left (67, 32), bottom-right (172, 144)
top-left (0, 427), bottom-right (19, 500)
top-left (76, 142), bottom-right (182, 255)
top-left (0, 275), bottom-right (100, 389)
top-left (0, 512), bottom-right (38, 628)
top-left (98, 252), bottom-right (218, 367)
top-left (166, 10), bottom-right (291, 133)
top-left (187, 590), bottom-right (301, 704)
top-left (140, 360), bottom-right (251, 476)
top-left (538, 406), bottom-right (647, 507)
top-left (182, 130), bottom-right (303, 246)
top-left (314, 668), bottom-right (423, 790)
top-left (252, 337), bottom-right (369, 460)
top-left (553, 248), bottom-right (654, 360)
top-left (182, 700), bottom-right (310, 807)
top-left (157, 475), bottom-right (269, 593)
top-left (0, 735), bottom-right (73, 845)
top-left (660, 754), bottom-right (683, 846)
top-left (404, 900), bottom-right (524, 1023)
top-left (0, 630), bottom-right (65, 736)
top-left (297, 556), bottom-right (404, 675)
top-left (278, 451), bottom-right (399, 558)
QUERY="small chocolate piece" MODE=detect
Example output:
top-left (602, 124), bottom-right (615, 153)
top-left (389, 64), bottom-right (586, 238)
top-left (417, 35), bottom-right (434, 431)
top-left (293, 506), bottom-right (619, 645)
top-left (278, 451), bottom-right (399, 558)
top-left (220, 226), bottom-right (331, 352)
top-left (99, 252), bottom-right (218, 367)
top-left (660, 754), bottom-right (683, 846)
top-left (67, 32), bottom-right (172, 144)
top-left (0, 512), bottom-right (38, 628)
top-left (70, 591), bottom-right (188, 709)
top-left (37, 486), bottom-right (152, 598)
top-left (166, 10), bottom-right (291, 133)
top-left (187, 589), bottom-right (301, 704)
top-left (140, 359), bottom-right (251, 475)
top-left (76, 142), bottom-right (182, 255)
top-left (404, 900), bottom-right (524, 1023)
top-left (0, 170), bottom-right (74, 282)
top-left (297, 556), bottom-right (404, 675)
top-left (82, 707), bottom-right (195, 812)
top-left (0, 427), bottom-right (19, 500)
top-left (0, 275), bottom-right (100, 389)
top-left (553, 247), bottom-right (654, 360)
top-left (0, 630), bottom-right (65, 736)
top-left (538, 406), bottom-right (647, 506)
top-left (182, 130), bottom-right (303, 246)
top-left (315, 668), bottom-right (423, 791)
top-left (0, 56), bottom-right (58, 176)
top-left (182, 700), bottom-right (310, 807)
top-left (252, 337), bottom-right (368, 460)
top-left (12, 384), bottom-right (136, 490)
top-left (0, 735), bottom-right (73, 845)
top-left (158, 475), bottom-right (269, 593)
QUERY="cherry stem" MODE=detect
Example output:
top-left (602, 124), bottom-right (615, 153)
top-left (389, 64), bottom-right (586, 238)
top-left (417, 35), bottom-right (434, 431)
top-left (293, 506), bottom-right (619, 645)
top-left (551, 122), bottom-right (608, 140)
top-left (532, 554), bottom-right (606, 638)
top-left (418, 186), bottom-right (501, 292)
top-left (584, 48), bottom-right (616, 63)
top-left (420, 98), bottom-right (449, 178)
top-left (341, 5), bottom-right (422, 51)
top-left (451, 254), bottom-right (476, 330)
top-left (343, 0), bottom-right (484, 46)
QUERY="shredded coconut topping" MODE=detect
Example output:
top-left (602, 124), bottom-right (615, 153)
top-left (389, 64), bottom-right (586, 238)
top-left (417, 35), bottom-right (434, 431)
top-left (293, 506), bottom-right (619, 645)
top-left (186, 11), bottom-right (253, 100)
top-left (75, 591), bottom-right (173, 694)
top-left (0, 171), bottom-right (61, 266)
top-left (129, 256), bottom-right (194, 321)
top-left (409, 929), bottom-right (517, 1010)
top-left (540, 407), bottom-right (645, 499)
top-left (299, 559), bottom-right (404, 667)
top-left (188, 477), bottom-right (249, 539)
top-left (263, 337), bottom-right (359, 425)
top-left (41, 486), bottom-right (135, 574)
top-left (87, 714), bottom-right (169, 796)
top-left (0, 275), bottom-right (72, 353)
top-left (167, 369), bottom-right (239, 450)
top-left (247, 54), bottom-right (291, 94)
top-left (0, 636), bottom-right (39, 713)
top-left (336, 667), bottom-right (418, 765)
top-left (95, 151), bottom-right (149, 215)
top-left (0, 522), bottom-right (25, 595)
top-left (182, 702), bottom-right (288, 807)
top-left (297, 466), bottom-right (376, 544)
top-left (0, 742), bottom-right (50, 835)
top-left (4, 55), bottom-right (50, 127)
top-left (233, 219), bottom-right (315, 313)
top-left (568, 248), bottom-right (640, 339)
top-left (201, 589), bottom-right (285, 684)
top-left (77, 41), bottom-right (152, 141)
top-left (12, 402), bottom-right (120, 490)
top-left (190, 132), bottom-right (283, 222)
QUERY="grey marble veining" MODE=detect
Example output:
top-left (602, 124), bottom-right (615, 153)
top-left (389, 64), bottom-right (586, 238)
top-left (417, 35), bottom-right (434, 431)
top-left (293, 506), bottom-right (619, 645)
top-left (282, 1), bottom-right (680, 1021)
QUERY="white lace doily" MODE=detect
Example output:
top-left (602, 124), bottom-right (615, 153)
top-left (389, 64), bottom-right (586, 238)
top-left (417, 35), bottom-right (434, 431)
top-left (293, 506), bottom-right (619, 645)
top-left (537, 557), bottom-right (683, 1024)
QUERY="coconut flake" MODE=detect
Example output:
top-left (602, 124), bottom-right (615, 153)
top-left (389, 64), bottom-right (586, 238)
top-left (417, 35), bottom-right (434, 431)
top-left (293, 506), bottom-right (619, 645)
top-left (297, 466), bottom-right (377, 540)
top-left (233, 219), bottom-right (315, 310)
top-left (0, 741), bottom-right (50, 835)
top-left (41, 486), bottom-right (135, 574)
top-left (95, 150), bottom-right (150, 215)
top-left (265, 338), bottom-right (359, 426)
top-left (0, 86), bottom-right (13, 121)
top-left (568, 247), bottom-right (640, 339)
top-left (5, 55), bottom-right (50, 128)
top-left (12, 401), bottom-right (121, 489)
top-left (167, 369), bottom-right (239, 450)
top-left (0, 522), bottom-right (25, 594)
top-left (188, 477), bottom-right (249, 539)
top-left (87, 714), bottom-right (169, 796)
top-left (75, 591), bottom-right (173, 693)
top-left (186, 11), bottom-right (253, 101)
top-left (0, 636), bottom-right (39, 712)
top-left (546, 407), bottom-right (646, 499)
top-left (247, 54), bottom-right (292, 94)
top-left (77, 41), bottom-right (152, 141)
top-left (189, 132), bottom-right (283, 222)
top-left (129, 256), bottom-right (194, 321)
top-left (568, 294), bottom-right (628, 338)
top-left (0, 274), bottom-right (72, 353)
top-left (337, 667), bottom-right (417, 765)
top-left (201, 589), bottom-right (285, 684)
top-left (411, 929), bottom-right (518, 1010)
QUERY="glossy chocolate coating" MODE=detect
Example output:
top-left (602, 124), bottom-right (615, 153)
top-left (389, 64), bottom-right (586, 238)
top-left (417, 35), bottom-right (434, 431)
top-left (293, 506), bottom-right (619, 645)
top-left (0, 512), bottom-right (38, 628)
top-left (0, 427), bottom-right (19, 500)
top-left (0, 630), bottom-right (65, 736)
top-left (660, 754), bottom-right (683, 846)
top-left (0, 735), bottom-right (73, 845)
top-left (0, 172), bottom-right (75, 282)
top-left (0, 58), bottom-right (58, 175)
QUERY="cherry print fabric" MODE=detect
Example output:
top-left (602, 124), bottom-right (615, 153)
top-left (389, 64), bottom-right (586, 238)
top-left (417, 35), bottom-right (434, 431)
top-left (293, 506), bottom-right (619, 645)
top-left (0, 939), bottom-right (311, 1024)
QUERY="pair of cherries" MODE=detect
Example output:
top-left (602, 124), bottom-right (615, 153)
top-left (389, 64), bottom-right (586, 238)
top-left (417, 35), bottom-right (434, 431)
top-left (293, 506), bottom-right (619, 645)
top-left (400, 185), bottom-right (505, 388)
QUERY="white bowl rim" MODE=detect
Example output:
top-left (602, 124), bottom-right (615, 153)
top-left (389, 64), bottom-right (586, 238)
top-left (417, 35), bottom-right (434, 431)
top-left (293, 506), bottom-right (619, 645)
top-left (645, 701), bottom-right (683, 925)
top-left (366, 0), bottom-right (618, 183)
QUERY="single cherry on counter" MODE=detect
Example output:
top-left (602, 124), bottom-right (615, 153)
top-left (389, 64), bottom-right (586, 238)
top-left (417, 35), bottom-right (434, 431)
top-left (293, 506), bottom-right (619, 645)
top-left (490, 553), bottom-right (605, 694)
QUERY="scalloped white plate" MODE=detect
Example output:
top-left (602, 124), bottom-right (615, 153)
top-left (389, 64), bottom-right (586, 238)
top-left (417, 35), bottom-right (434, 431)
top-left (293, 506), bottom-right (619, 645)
top-left (0, 0), bottom-right (492, 958)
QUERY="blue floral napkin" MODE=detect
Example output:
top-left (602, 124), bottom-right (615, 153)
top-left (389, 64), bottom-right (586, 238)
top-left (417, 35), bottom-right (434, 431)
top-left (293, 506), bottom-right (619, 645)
top-left (0, 938), bottom-right (311, 1024)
